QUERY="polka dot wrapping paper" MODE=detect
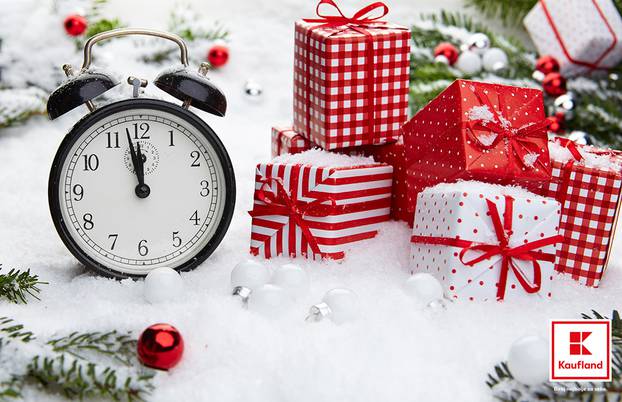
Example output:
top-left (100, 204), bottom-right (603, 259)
top-left (292, 16), bottom-right (410, 150)
top-left (523, 0), bottom-right (622, 76)
top-left (543, 140), bottom-right (622, 287)
top-left (271, 126), bottom-right (314, 158)
top-left (402, 80), bottom-right (551, 216)
top-left (249, 160), bottom-right (393, 260)
top-left (410, 181), bottom-right (562, 302)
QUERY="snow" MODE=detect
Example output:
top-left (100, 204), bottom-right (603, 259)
top-left (1, 1), bottom-right (622, 402)
top-left (271, 148), bottom-right (376, 167)
top-left (549, 140), bottom-right (622, 171)
top-left (467, 104), bottom-right (494, 122)
top-left (427, 180), bottom-right (547, 200)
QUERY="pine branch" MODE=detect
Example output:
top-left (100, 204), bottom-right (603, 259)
top-left (0, 88), bottom-right (47, 130)
top-left (0, 317), bottom-right (35, 346)
top-left (0, 267), bottom-right (47, 304)
top-left (48, 331), bottom-right (137, 367)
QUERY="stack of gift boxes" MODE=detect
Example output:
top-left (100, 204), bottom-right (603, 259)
top-left (249, 2), bottom-right (622, 301)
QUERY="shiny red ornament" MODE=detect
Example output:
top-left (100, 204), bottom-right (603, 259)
top-left (207, 45), bottom-right (229, 68)
top-left (433, 42), bottom-right (459, 65)
top-left (542, 72), bottom-right (567, 97)
top-left (547, 112), bottom-right (565, 134)
top-left (64, 14), bottom-right (88, 37)
top-left (137, 323), bottom-right (184, 370)
top-left (535, 55), bottom-right (560, 75)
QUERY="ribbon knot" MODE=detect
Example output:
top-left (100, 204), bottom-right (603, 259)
top-left (411, 195), bottom-right (563, 300)
top-left (303, 0), bottom-right (389, 27)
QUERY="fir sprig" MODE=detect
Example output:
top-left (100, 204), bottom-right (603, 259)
top-left (0, 317), bottom-right (35, 346)
top-left (48, 331), bottom-right (137, 366)
top-left (0, 267), bottom-right (47, 304)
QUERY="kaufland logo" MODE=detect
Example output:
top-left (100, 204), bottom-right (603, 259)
top-left (550, 320), bottom-right (611, 381)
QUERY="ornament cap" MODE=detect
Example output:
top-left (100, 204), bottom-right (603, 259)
top-left (305, 302), bottom-right (331, 322)
top-left (232, 286), bottom-right (252, 303)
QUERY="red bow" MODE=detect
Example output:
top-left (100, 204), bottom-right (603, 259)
top-left (553, 136), bottom-right (584, 161)
top-left (411, 195), bottom-right (563, 300)
top-left (249, 177), bottom-right (335, 256)
top-left (303, 0), bottom-right (388, 27)
top-left (465, 89), bottom-right (551, 171)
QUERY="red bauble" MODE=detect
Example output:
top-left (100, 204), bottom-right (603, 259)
top-left (547, 112), bottom-right (565, 133)
top-left (137, 323), bottom-right (184, 370)
top-left (535, 55), bottom-right (560, 75)
top-left (433, 42), bottom-right (459, 65)
top-left (64, 14), bottom-right (88, 37)
top-left (207, 45), bottom-right (229, 68)
top-left (542, 72), bottom-right (567, 97)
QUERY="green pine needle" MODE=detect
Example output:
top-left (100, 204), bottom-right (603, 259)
top-left (48, 331), bottom-right (138, 367)
top-left (0, 267), bottom-right (47, 304)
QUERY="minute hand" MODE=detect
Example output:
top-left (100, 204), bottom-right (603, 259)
top-left (126, 132), bottom-right (150, 198)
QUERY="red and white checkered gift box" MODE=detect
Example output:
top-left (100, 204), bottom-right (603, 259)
top-left (271, 126), bottom-right (314, 158)
top-left (524, 0), bottom-right (622, 76)
top-left (410, 181), bottom-right (562, 302)
top-left (544, 138), bottom-right (622, 286)
top-left (249, 153), bottom-right (393, 259)
top-left (292, 0), bottom-right (410, 150)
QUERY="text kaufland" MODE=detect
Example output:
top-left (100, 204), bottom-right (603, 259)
top-left (558, 360), bottom-right (604, 369)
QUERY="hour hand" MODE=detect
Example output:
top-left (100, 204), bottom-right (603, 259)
top-left (126, 132), bottom-right (150, 199)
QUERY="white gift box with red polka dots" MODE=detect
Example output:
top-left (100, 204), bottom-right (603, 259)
top-left (524, 0), bottom-right (622, 76)
top-left (410, 181), bottom-right (562, 302)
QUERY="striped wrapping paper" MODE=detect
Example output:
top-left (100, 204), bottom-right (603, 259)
top-left (271, 126), bottom-right (313, 158)
top-left (249, 162), bottom-right (393, 259)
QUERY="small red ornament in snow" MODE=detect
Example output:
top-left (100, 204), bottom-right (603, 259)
top-left (207, 45), bottom-right (229, 68)
top-left (137, 323), bottom-right (184, 370)
top-left (64, 14), bottom-right (88, 37)
top-left (535, 55), bottom-right (560, 75)
top-left (433, 42), bottom-right (459, 65)
top-left (542, 72), bottom-right (567, 97)
top-left (547, 112), bottom-right (565, 133)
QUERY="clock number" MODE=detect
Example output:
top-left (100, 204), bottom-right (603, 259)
top-left (72, 184), bottom-right (84, 201)
top-left (172, 231), bottom-right (182, 248)
top-left (128, 122), bottom-right (150, 140)
top-left (105, 131), bottom-right (120, 148)
top-left (82, 154), bottom-right (99, 171)
top-left (200, 180), bottom-right (210, 197)
top-left (82, 213), bottom-right (94, 230)
top-left (190, 151), bottom-right (201, 167)
top-left (138, 240), bottom-right (148, 256)
top-left (189, 210), bottom-right (200, 226)
top-left (169, 130), bottom-right (174, 146)
top-left (108, 234), bottom-right (118, 250)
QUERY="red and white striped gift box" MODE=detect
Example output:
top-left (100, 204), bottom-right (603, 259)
top-left (292, 2), bottom-right (410, 150)
top-left (271, 126), bottom-right (313, 158)
top-left (544, 139), bottom-right (622, 286)
top-left (249, 161), bottom-right (393, 259)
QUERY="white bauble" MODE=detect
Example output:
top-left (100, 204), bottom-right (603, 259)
top-left (455, 51), bottom-right (482, 75)
top-left (143, 267), bottom-right (183, 304)
top-left (230, 260), bottom-right (270, 290)
top-left (404, 273), bottom-right (444, 306)
top-left (323, 288), bottom-right (359, 324)
top-left (271, 263), bottom-right (308, 297)
top-left (507, 335), bottom-right (549, 386)
top-left (482, 48), bottom-right (508, 72)
top-left (247, 284), bottom-right (291, 316)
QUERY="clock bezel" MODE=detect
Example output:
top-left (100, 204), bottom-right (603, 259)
top-left (48, 98), bottom-right (236, 279)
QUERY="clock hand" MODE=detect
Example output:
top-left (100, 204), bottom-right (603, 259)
top-left (126, 132), bottom-right (150, 199)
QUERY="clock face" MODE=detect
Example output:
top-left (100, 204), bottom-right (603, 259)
top-left (50, 99), bottom-right (234, 277)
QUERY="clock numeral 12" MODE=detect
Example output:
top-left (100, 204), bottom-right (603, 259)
top-left (127, 122), bottom-right (150, 140)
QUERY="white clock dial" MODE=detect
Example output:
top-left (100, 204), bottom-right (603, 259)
top-left (56, 106), bottom-right (228, 276)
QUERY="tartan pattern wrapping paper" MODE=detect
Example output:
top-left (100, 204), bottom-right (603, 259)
top-left (271, 126), bottom-right (313, 157)
top-left (545, 146), bottom-right (622, 286)
top-left (292, 20), bottom-right (410, 150)
top-left (249, 162), bottom-right (393, 259)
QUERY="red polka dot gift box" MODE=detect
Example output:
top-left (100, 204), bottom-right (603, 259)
top-left (292, 0), bottom-right (410, 150)
top-left (410, 181), bottom-right (563, 302)
top-left (401, 80), bottom-right (551, 215)
top-left (271, 126), bottom-right (315, 158)
top-left (543, 138), bottom-right (622, 287)
top-left (524, 0), bottom-right (622, 76)
top-left (249, 150), bottom-right (393, 260)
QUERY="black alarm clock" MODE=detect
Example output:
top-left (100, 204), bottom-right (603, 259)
top-left (47, 28), bottom-right (235, 279)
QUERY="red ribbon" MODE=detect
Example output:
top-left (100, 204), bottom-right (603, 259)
top-left (411, 195), bottom-right (563, 300)
top-left (464, 88), bottom-right (551, 171)
top-left (249, 177), bottom-right (336, 256)
top-left (553, 136), bottom-right (583, 161)
top-left (540, 0), bottom-right (617, 71)
top-left (301, 0), bottom-right (393, 145)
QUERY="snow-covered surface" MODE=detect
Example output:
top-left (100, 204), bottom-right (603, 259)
top-left (0, 1), bottom-right (621, 401)
top-left (271, 148), bottom-right (376, 167)
top-left (426, 180), bottom-right (549, 201)
top-left (549, 140), bottom-right (622, 171)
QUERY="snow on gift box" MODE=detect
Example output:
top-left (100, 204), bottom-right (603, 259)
top-left (410, 181), bottom-right (563, 302)
top-left (271, 126), bottom-right (314, 158)
top-left (543, 138), bottom-right (622, 287)
top-left (249, 149), bottom-right (393, 260)
top-left (401, 80), bottom-right (551, 215)
top-left (523, 0), bottom-right (622, 76)
top-left (292, 0), bottom-right (410, 150)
